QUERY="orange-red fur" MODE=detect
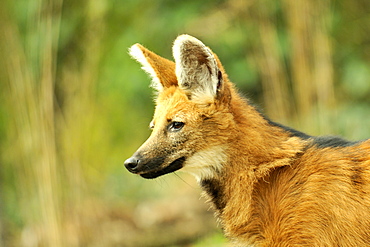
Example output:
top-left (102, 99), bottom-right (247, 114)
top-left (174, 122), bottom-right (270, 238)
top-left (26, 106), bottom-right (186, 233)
top-left (125, 35), bottom-right (370, 246)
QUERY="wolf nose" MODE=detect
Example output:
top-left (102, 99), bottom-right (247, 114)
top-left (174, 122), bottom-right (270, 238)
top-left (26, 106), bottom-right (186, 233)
top-left (124, 156), bottom-right (140, 172)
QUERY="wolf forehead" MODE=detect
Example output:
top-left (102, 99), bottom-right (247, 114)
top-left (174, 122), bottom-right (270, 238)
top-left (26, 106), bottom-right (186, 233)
top-left (153, 89), bottom-right (203, 119)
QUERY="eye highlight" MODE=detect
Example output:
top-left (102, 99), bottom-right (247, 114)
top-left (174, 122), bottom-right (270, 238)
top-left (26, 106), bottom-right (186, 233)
top-left (168, 121), bottom-right (185, 132)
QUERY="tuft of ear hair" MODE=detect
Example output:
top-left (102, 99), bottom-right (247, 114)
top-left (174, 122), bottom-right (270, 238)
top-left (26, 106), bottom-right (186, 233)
top-left (129, 43), bottom-right (177, 91)
top-left (173, 34), bottom-right (223, 103)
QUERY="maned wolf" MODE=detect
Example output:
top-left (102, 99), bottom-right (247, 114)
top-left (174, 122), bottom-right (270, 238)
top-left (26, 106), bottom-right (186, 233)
top-left (124, 34), bottom-right (370, 246)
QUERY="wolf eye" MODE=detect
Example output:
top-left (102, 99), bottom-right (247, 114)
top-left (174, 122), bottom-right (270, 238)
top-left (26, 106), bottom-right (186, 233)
top-left (168, 121), bottom-right (185, 132)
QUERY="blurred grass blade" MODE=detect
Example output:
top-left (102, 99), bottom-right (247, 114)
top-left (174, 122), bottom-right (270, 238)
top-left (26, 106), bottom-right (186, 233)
top-left (1, 0), bottom-right (64, 246)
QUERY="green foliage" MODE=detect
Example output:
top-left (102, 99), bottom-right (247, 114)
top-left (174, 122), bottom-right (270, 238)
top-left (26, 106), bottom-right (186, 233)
top-left (191, 232), bottom-right (227, 247)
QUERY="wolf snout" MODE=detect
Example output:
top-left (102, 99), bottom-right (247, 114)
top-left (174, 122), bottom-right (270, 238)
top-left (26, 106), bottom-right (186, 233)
top-left (124, 156), bottom-right (141, 173)
top-left (124, 153), bottom-right (184, 179)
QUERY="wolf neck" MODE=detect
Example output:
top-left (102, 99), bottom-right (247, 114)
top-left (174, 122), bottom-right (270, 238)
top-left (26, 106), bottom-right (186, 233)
top-left (199, 92), bottom-right (306, 237)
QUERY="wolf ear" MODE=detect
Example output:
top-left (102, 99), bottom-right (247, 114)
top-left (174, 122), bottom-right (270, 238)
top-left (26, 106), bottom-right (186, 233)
top-left (173, 35), bottom-right (223, 103)
top-left (129, 44), bottom-right (177, 91)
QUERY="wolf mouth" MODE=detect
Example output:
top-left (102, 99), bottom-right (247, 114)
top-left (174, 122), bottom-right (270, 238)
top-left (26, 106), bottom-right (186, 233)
top-left (140, 156), bottom-right (186, 179)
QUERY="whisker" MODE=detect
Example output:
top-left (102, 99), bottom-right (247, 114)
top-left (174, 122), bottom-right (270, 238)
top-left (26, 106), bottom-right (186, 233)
top-left (173, 172), bottom-right (196, 189)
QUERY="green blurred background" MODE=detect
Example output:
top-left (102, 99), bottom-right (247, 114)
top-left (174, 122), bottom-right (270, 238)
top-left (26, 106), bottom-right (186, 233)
top-left (0, 0), bottom-right (369, 246)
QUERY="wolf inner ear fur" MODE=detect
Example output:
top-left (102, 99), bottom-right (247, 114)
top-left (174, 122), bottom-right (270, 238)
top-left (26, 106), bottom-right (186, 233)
top-left (129, 43), bottom-right (177, 91)
top-left (173, 34), bottom-right (223, 103)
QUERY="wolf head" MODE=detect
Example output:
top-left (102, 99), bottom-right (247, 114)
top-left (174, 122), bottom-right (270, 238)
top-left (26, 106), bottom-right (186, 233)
top-left (124, 35), bottom-right (234, 180)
